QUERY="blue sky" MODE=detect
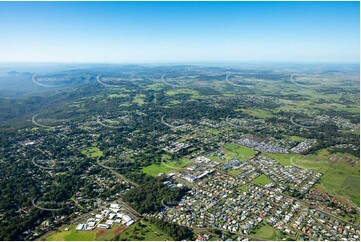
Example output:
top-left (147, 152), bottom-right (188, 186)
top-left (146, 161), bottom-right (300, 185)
top-left (0, 1), bottom-right (359, 63)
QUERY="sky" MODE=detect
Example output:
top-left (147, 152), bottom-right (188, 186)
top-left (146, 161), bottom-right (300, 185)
top-left (0, 1), bottom-right (359, 63)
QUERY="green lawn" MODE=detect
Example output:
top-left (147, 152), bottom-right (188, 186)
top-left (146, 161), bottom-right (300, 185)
top-left (224, 143), bottom-right (256, 161)
top-left (252, 174), bottom-right (272, 186)
top-left (108, 93), bottom-right (129, 99)
top-left (284, 135), bottom-right (305, 142)
top-left (241, 109), bottom-right (275, 119)
top-left (116, 219), bottom-right (173, 241)
top-left (251, 222), bottom-right (293, 240)
top-left (236, 183), bottom-right (249, 193)
top-left (224, 143), bottom-right (238, 150)
top-left (142, 158), bottom-right (191, 177)
top-left (228, 169), bottom-right (241, 176)
top-left (251, 223), bottom-right (276, 240)
top-left (132, 94), bottom-right (146, 105)
top-left (46, 224), bottom-right (125, 241)
top-left (207, 129), bottom-right (221, 135)
top-left (165, 89), bottom-right (199, 98)
top-left (80, 147), bottom-right (103, 158)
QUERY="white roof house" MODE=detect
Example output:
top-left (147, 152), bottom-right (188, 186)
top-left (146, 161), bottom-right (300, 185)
top-left (110, 204), bottom-right (120, 209)
top-left (76, 224), bottom-right (86, 231)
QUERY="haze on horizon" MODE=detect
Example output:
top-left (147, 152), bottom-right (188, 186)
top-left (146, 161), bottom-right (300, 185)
top-left (0, 1), bottom-right (359, 64)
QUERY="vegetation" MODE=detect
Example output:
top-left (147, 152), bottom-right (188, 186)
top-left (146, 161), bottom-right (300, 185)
top-left (142, 158), bottom-right (191, 176)
top-left (147, 218), bottom-right (194, 241)
top-left (122, 174), bottom-right (188, 214)
top-left (114, 219), bottom-right (173, 241)
top-left (0, 64), bottom-right (358, 240)
top-left (252, 174), bottom-right (272, 186)
top-left (81, 147), bottom-right (103, 158)
top-left (46, 224), bottom-right (125, 241)
top-left (265, 150), bottom-right (360, 205)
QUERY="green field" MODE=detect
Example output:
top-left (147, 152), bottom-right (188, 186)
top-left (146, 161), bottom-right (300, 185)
top-left (252, 174), bottom-right (272, 186)
top-left (165, 89), bottom-right (199, 98)
top-left (116, 219), bottom-right (173, 241)
top-left (207, 129), bottom-right (221, 135)
top-left (81, 147), bottom-right (103, 158)
top-left (108, 93), bottom-right (129, 99)
top-left (284, 135), bottom-right (306, 142)
top-left (251, 223), bottom-right (276, 240)
top-left (228, 169), bottom-right (241, 176)
top-left (236, 183), bottom-right (249, 193)
top-left (241, 109), bottom-right (275, 119)
top-left (132, 94), bottom-right (146, 105)
top-left (46, 224), bottom-right (125, 241)
top-left (251, 222), bottom-right (293, 240)
top-left (223, 143), bottom-right (257, 161)
top-left (264, 150), bottom-right (360, 205)
top-left (142, 158), bottom-right (191, 177)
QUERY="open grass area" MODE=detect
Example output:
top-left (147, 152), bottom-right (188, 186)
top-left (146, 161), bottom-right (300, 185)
top-left (80, 147), bottom-right (103, 158)
top-left (46, 224), bottom-right (125, 241)
top-left (251, 222), bottom-right (295, 240)
top-left (165, 89), bottom-right (199, 98)
top-left (264, 150), bottom-right (360, 205)
top-left (142, 158), bottom-right (191, 177)
top-left (284, 135), bottom-right (305, 142)
top-left (228, 169), bottom-right (241, 176)
top-left (108, 93), bottom-right (129, 99)
top-left (116, 219), bottom-right (173, 241)
top-left (224, 143), bottom-right (238, 150)
top-left (223, 143), bottom-right (257, 161)
top-left (241, 109), bottom-right (275, 119)
top-left (207, 129), bottom-right (221, 135)
top-left (252, 174), bottom-right (272, 186)
top-left (252, 224), bottom-right (275, 240)
top-left (236, 183), bottom-right (249, 193)
top-left (132, 94), bottom-right (146, 105)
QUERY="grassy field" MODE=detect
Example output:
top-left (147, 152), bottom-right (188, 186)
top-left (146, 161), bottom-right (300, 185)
top-left (207, 129), bottom-right (221, 135)
top-left (80, 147), bottom-right (103, 158)
top-left (46, 224), bottom-right (125, 241)
top-left (236, 183), bottom-right (249, 193)
top-left (116, 219), bottom-right (173, 241)
top-left (264, 150), bottom-right (360, 205)
top-left (142, 158), bottom-right (191, 177)
top-left (251, 223), bottom-right (276, 240)
top-left (251, 222), bottom-right (294, 240)
top-left (252, 174), bottom-right (272, 186)
top-left (241, 109), bottom-right (275, 119)
top-left (228, 169), bottom-right (241, 176)
top-left (223, 143), bottom-right (257, 161)
top-left (284, 135), bottom-right (305, 142)
top-left (165, 89), bottom-right (199, 98)
top-left (132, 94), bottom-right (146, 105)
top-left (108, 93), bottom-right (129, 99)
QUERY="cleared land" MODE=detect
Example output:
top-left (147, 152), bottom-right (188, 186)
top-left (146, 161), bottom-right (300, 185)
top-left (265, 150), bottom-right (360, 205)
top-left (80, 147), bottom-right (103, 158)
top-left (142, 158), bottom-right (191, 177)
top-left (223, 143), bottom-right (257, 161)
top-left (46, 224), bottom-right (125, 241)
top-left (241, 109), bottom-right (275, 119)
